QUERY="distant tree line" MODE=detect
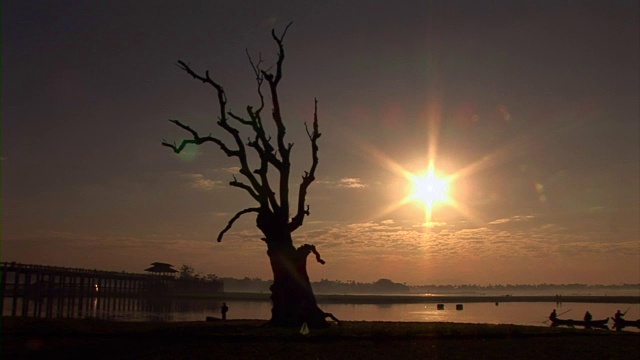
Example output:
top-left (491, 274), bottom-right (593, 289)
top-left (410, 283), bottom-right (640, 295)
top-left (214, 277), bottom-right (411, 294)
top-left (177, 264), bottom-right (221, 283)
top-left (178, 265), bottom-right (638, 295)
top-left (313, 278), bottom-right (410, 294)
top-left (177, 266), bottom-right (411, 294)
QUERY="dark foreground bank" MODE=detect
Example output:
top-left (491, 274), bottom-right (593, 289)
top-left (2, 318), bottom-right (639, 360)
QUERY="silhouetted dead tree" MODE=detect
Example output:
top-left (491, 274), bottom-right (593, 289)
top-left (162, 23), bottom-right (338, 329)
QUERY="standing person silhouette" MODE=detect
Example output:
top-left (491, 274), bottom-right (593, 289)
top-left (221, 302), bottom-right (229, 320)
top-left (612, 309), bottom-right (628, 331)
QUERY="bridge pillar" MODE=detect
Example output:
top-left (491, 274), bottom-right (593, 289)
top-left (0, 269), bottom-right (6, 315)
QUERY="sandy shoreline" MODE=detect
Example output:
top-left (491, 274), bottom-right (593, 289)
top-left (2, 318), bottom-right (639, 359)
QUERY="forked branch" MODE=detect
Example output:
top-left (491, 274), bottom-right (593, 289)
top-left (290, 99), bottom-right (321, 232)
top-left (270, 21), bottom-right (292, 86)
top-left (176, 60), bottom-right (227, 111)
top-left (162, 119), bottom-right (237, 156)
top-left (260, 22), bottom-right (294, 213)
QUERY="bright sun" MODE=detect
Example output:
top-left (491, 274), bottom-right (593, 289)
top-left (409, 169), bottom-right (449, 207)
top-left (405, 164), bottom-right (451, 221)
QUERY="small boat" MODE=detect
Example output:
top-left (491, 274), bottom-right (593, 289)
top-left (551, 317), bottom-right (609, 329)
top-left (612, 318), bottom-right (640, 330)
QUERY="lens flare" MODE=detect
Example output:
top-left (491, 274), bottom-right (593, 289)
top-left (404, 162), bottom-right (452, 222)
top-left (408, 167), bottom-right (450, 209)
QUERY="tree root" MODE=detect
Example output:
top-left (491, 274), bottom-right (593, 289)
top-left (324, 311), bottom-right (342, 325)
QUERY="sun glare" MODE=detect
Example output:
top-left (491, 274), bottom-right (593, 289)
top-left (405, 164), bottom-right (451, 221)
top-left (409, 169), bottom-right (449, 207)
top-left (354, 140), bottom-right (462, 226)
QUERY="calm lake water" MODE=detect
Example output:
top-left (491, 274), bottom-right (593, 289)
top-left (3, 296), bottom-right (639, 331)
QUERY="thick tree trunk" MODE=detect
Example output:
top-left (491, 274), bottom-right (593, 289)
top-left (266, 242), bottom-right (331, 329)
top-left (258, 209), bottom-right (337, 329)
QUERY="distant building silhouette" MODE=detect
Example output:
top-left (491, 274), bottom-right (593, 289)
top-left (144, 262), bottom-right (178, 276)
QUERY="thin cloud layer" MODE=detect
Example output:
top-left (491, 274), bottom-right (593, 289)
top-left (317, 177), bottom-right (368, 189)
top-left (181, 173), bottom-right (225, 190)
top-left (338, 178), bottom-right (366, 188)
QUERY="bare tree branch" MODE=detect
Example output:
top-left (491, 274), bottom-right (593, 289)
top-left (256, 22), bottom-right (294, 217)
top-left (246, 49), bottom-right (266, 115)
top-left (162, 139), bottom-right (196, 154)
top-left (244, 137), bottom-right (280, 212)
top-left (173, 62), bottom-right (267, 204)
top-left (290, 99), bottom-right (321, 232)
top-left (246, 49), bottom-right (279, 172)
top-left (163, 119), bottom-right (238, 156)
top-left (270, 21), bottom-right (292, 85)
top-left (217, 207), bottom-right (261, 242)
top-left (230, 175), bottom-right (261, 203)
top-left (227, 111), bottom-right (253, 126)
top-left (176, 61), bottom-right (226, 101)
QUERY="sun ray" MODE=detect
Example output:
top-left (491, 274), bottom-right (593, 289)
top-left (352, 135), bottom-right (493, 228)
top-left (353, 140), bottom-right (454, 224)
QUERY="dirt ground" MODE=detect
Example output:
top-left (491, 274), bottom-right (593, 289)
top-left (3, 318), bottom-right (639, 360)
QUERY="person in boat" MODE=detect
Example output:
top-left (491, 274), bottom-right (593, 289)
top-left (612, 309), bottom-right (627, 331)
top-left (583, 311), bottom-right (592, 323)
top-left (614, 309), bottom-right (625, 321)
top-left (549, 309), bottom-right (557, 321)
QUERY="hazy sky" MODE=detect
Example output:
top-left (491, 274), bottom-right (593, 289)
top-left (2, 1), bottom-right (638, 285)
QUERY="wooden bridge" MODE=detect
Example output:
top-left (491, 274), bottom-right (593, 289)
top-left (1, 262), bottom-right (223, 317)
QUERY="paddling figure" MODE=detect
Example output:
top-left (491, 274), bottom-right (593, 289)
top-left (614, 309), bottom-right (624, 321)
top-left (549, 309), bottom-right (557, 322)
top-left (583, 311), bottom-right (592, 323)
top-left (613, 309), bottom-right (625, 331)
